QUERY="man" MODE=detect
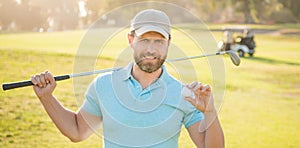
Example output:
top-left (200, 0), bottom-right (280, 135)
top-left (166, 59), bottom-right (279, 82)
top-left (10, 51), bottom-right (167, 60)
top-left (31, 9), bottom-right (224, 147)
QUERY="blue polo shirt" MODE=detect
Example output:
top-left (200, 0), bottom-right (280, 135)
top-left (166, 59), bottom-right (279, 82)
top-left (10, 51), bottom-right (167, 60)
top-left (82, 62), bottom-right (204, 147)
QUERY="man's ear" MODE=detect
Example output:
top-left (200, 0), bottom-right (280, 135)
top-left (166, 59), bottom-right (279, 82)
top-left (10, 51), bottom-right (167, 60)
top-left (167, 38), bottom-right (171, 47)
top-left (128, 33), bottom-right (134, 45)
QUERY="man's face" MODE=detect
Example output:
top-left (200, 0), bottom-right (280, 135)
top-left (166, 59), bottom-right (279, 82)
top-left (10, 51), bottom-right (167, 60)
top-left (130, 32), bottom-right (169, 73)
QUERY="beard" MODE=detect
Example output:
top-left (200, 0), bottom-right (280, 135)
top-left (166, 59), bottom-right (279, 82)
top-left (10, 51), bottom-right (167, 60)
top-left (134, 52), bottom-right (166, 73)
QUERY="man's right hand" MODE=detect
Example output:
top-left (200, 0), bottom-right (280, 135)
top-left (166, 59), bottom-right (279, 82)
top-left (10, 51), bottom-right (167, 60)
top-left (31, 71), bottom-right (56, 99)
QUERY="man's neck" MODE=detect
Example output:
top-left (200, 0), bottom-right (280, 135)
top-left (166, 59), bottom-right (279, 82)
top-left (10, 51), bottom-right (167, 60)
top-left (132, 63), bottom-right (162, 89)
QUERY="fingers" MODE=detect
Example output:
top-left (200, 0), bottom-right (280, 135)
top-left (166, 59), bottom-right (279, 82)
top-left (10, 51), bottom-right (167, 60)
top-left (31, 76), bottom-right (38, 86)
top-left (31, 71), bottom-right (55, 88)
top-left (31, 75), bottom-right (43, 87)
top-left (44, 71), bottom-right (50, 84)
top-left (184, 94), bottom-right (205, 113)
top-left (187, 82), bottom-right (202, 96)
top-left (200, 84), bottom-right (211, 93)
top-left (45, 71), bottom-right (55, 84)
top-left (187, 81), bottom-right (201, 90)
top-left (187, 81), bottom-right (211, 93)
top-left (184, 96), bottom-right (196, 106)
top-left (40, 73), bottom-right (47, 87)
top-left (184, 81), bottom-right (214, 113)
top-left (187, 81), bottom-right (198, 89)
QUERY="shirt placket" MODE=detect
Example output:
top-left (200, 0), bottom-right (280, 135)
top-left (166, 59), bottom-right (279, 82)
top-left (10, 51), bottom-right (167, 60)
top-left (130, 77), bottom-right (162, 101)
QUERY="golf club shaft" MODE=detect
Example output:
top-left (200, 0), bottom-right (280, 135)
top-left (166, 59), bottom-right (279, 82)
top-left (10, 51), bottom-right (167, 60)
top-left (2, 51), bottom-right (230, 91)
top-left (166, 51), bottom-right (227, 62)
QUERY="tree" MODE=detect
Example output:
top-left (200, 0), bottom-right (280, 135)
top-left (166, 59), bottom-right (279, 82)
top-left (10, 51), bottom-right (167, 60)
top-left (29, 0), bottom-right (79, 30)
top-left (84, 0), bottom-right (107, 24)
top-left (14, 0), bottom-right (45, 30)
top-left (0, 0), bottom-right (18, 30)
top-left (278, 0), bottom-right (300, 21)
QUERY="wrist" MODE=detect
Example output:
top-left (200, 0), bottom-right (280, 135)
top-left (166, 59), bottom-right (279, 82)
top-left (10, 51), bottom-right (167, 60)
top-left (203, 96), bottom-right (216, 113)
top-left (199, 107), bottom-right (219, 132)
top-left (38, 94), bottom-right (55, 101)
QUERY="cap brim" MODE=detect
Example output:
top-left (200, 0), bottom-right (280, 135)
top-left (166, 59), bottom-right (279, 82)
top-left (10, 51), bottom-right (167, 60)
top-left (135, 26), bottom-right (169, 39)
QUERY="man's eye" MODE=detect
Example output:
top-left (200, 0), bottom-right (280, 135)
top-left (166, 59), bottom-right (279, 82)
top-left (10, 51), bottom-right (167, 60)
top-left (154, 39), bottom-right (163, 44)
top-left (140, 39), bottom-right (150, 43)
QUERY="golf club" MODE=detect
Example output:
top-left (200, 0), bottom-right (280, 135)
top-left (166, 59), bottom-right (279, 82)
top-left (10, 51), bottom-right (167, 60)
top-left (2, 50), bottom-right (240, 91)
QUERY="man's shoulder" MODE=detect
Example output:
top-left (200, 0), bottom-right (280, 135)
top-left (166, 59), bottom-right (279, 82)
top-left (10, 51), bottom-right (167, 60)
top-left (164, 73), bottom-right (183, 87)
top-left (93, 66), bottom-right (129, 84)
top-left (96, 72), bottom-right (112, 80)
top-left (92, 71), bottom-right (114, 87)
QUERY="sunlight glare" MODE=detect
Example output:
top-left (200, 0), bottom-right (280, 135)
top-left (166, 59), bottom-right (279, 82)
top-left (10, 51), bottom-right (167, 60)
top-left (15, 0), bottom-right (21, 4)
top-left (78, 0), bottom-right (87, 17)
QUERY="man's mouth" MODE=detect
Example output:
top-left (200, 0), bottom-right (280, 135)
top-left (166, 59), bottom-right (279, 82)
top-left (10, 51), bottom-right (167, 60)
top-left (143, 56), bottom-right (157, 60)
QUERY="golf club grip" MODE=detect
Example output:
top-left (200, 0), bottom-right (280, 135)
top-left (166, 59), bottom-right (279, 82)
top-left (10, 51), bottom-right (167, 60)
top-left (2, 75), bottom-right (70, 91)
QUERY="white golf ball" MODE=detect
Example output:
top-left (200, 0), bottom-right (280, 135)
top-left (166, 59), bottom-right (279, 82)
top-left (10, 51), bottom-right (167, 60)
top-left (182, 86), bottom-right (193, 98)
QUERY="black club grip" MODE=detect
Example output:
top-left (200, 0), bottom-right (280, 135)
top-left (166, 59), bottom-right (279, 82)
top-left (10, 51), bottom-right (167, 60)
top-left (2, 75), bottom-right (70, 91)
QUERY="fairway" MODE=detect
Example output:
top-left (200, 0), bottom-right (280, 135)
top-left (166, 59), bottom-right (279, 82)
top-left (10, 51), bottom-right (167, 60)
top-left (0, 26), bottom-right (300, 147)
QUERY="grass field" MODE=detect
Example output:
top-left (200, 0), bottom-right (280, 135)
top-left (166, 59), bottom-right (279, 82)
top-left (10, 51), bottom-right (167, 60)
top-left (0, 24), bottom-right (300, 147)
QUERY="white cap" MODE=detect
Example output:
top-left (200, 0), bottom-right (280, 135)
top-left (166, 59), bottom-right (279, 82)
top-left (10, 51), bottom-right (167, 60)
top-left (130, 9), bottom-right (171, 39)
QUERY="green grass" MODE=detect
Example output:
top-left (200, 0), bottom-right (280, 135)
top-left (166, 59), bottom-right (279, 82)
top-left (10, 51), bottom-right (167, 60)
top-left (0, 26), bottom-right (300, 147)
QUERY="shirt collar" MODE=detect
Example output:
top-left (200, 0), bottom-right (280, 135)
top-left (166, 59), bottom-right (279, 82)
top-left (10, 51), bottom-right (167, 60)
top-left (120, 62), bottom-right (134, 80)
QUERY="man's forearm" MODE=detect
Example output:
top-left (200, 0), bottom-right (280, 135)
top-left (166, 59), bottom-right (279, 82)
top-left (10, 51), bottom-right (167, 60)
top-left (39, 95), bottom-right (81, 141)
top-left (202, 109), bottom-right (225, 148)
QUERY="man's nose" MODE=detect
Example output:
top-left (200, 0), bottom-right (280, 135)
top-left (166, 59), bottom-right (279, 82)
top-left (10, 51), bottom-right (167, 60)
top-left (146, 41), bottom-right (156, 53)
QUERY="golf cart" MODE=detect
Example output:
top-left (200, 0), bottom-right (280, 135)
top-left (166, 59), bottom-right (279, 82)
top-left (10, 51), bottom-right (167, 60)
top-left (218, 26), bottom-right (256, 57)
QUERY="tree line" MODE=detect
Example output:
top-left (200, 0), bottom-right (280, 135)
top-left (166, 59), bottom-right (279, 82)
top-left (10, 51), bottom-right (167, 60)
top-left (0, 0), bottom-right (299, 32)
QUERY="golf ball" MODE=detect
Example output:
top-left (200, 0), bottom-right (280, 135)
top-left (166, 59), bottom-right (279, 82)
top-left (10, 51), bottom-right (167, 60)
top-left (182, 86), bottom-right (193, 98)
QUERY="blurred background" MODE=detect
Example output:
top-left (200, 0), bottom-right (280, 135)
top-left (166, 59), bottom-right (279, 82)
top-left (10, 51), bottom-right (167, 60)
top-left (0, 0), bottom-right (299, 32)
top-left (0, 0), bottom-right (299, 147)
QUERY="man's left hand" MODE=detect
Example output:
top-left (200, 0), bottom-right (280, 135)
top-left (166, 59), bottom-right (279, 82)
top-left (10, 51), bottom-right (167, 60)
top-left (183, 81), bottom-right (215, 113)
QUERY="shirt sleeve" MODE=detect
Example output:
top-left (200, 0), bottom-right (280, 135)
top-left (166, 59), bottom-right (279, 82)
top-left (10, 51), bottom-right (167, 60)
top-left (183, 109), bottom-right (204, 128)
top-left (81, 78), bottom-right (102, 117)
